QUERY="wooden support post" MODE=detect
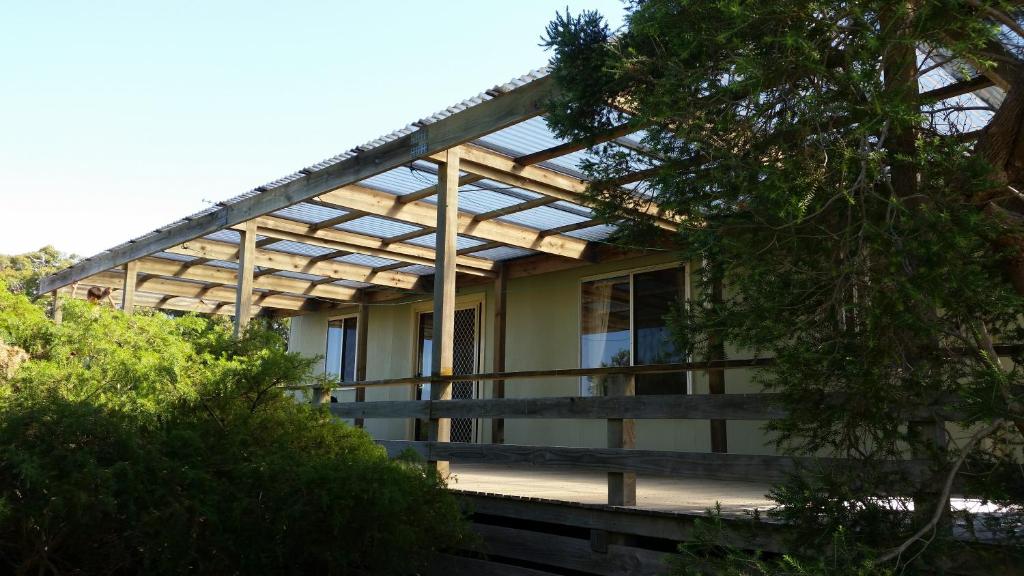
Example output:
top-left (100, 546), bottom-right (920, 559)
top-left (708, 273), bottom-right (727, 453)
top-left (429, 148), bottom-right (460, 477)
top-left (607, 374), bottom-right (636, 506)
top-left (491, 263), bottom-right (507, 444)
top-left (121, 260), bottom-right (139, 314)
top-left (51, 291), bottom-right (63, 324)
top-left (233, 220), bottom-right (257, 338)
top-left (354, 302), bottom-right (369, 428)
top-left (311, 386), bottom-right (330, 405)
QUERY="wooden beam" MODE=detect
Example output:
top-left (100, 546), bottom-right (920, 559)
top-left (513, 122), bottom-right (639, 166)
top-left (919, 75), bottom-right (995, 102)
top-left (121, 260), bottom-right (139, 314)
top-left (38, 75), bottom-right (555, 294)
top-left (84, 270), bottom-right (317, 311)
top-left (241, 215), bottom-right (497, 275)
top-left (133, 256), bottom-right (358, 301)
top-left (328, 393), bottom-right (788, 421)
top-left (440, 144), bottom-right (678, 230)
top-left (491, 263), bottom-right (507, 445)
top-left (167, 237), bottom-right (425, 290)
top-left (429, 148), bottom-right (460, 476)
top-left (51, 291), bottom-right (63, 324)
top-left (399, 173), bottom-right (484, 204)
top-left (316, 184), bottom-right (590, 259)
top-left (234, 221), bottom-right (257, 337)
top-left (378, 441), bottom-right (932, 486)
top-left (70, 283), bottom-right (254, 316)
top-left (310, 210), bottom-right (364, 231)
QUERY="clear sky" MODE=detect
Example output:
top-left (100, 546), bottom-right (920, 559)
top-left (0, 1), bottom-right (625, 257)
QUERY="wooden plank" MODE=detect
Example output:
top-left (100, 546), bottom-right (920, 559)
top-left (430, 554), bottom-right (562, 576)
top-left (167, 237), bottom-right (425, 290)
top-left (492, 264), bottom-right (507, 444)
top-left (444, 144), bottom-right (678, 230)
top-left (455, 492), bottom-right (788, 552)
top-left (234, 221), bottom-right (257, 336)
top-left (607, 375), bottom-right (636, 506)
top-left (328, 393), bottom-right (786, 420)
top-left (471, 523), bottom-right (669, 576)
top-left (69, 283), bottom-right (252, 316)
top-left (919, 75), bottom-right (995, 102)
top-left (378, 441), bottom-right (932, 485)
top-left (134, 256), bottom-right (358, 301)
top-left (354, 302), bottom-right (369, 428)
top-left (429, 148), bottom-right (459, 476)
top-left (242, 215), bottom-right (497, 275)
top-left (514, 122), bottom-right (640, 166)
top-left (330, 359), bottom-right (773, 389)
top-left (82, 270), bottom-right (317, 311)
top-left (51, 291), bottom-right (62, 324)
top-left (121, 260), bottom-right (139, 314)
top-left (38, 75), bottom-right (555, 295)
top-left (316, 184), bottom-right (590, 259)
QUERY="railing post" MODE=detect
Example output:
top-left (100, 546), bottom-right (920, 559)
top-left (607, 373), bottom-right (636, 506)
top-left (708, 268), bottom-right (727, 452)
top-left (311, 386), bottom-right (330, 405)
top-left (429, 148), bottom-right (460, 477)
top-left (491, 263), bottom-right (507, 444)
top-left (51, 290), bottom-right (63, 324)
top-left (354, 302), bottom-right (369, 428)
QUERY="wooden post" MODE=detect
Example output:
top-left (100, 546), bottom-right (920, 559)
top-left (121, 260), bottom-right (139, 314)
top-left (607, 373), bottom-right (636, 506)
top-left (354, 302), bottom-right (369, 428)
top-left (311, 386), bottom-right (330, 405)
top-left (491, 263), bottom-right (507, 444)
top-left (429, 148), bottom-right (460, 477)
top-left (51, 291), bottom-right (62, 324)
top-left (234, 220), bottom-right (257, 338)
top-left (708, 272), bottom-right (727, 453)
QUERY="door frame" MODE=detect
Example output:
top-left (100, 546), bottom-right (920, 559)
top-left (409, 293), bottom-right (486, 442)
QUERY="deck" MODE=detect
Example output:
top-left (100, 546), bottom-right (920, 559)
top-left (448, 463), bottom-right (774, 517)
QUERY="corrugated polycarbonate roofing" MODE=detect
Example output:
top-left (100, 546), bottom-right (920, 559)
top-left (51, 61), bottom-right (1009, 313)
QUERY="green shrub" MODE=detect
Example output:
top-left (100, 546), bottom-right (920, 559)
top-left (0, 288), bottom-right (467, 575)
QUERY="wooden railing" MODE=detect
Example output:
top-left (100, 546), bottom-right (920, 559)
top-left (294, 358), bottom-right (955, 508)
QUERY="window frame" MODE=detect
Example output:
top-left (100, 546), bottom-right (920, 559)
top-left (325, 313), bottom-right (359, 384)
top-left (577, 262), bottom-right (691, 396)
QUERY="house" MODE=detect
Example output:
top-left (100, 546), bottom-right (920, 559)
top-left (40, 68), bottom-right (768, 461)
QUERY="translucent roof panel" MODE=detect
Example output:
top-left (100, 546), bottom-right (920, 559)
top-left (336, 253), bottom-right (399, 268)
top-left (335, 215), bottom-right (422, 238)
top-left (273, 270), bottom-right (327, 282)
top-left (265, 241), bottom-right (336, 258)
top-left (205, 229), bottom-right (241, 244)
top-left (405, 233), bottom-right (485, 251)
top-left (565, 224), bottom-right (616, 242)
top-left (394, 264), bottom-right (435, 275)
top-left (273, 202), bottom-right (348, 224)
top-left (154, 252), bottom-right (195, 262)
top-left (474, 115), bottom-right (564, 157)
top-left (470, 246), bottom-right (536, 261)
top-left (360, 163), bottom-right (438, 196)
top-left (499, 205), bottom-right (590, 230)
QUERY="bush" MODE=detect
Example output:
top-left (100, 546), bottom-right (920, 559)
top-left (0, 285), bottom-right (467, 575)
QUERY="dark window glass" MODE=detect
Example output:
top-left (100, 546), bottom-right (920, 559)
top-left (633, 267), bottom-right (685, 394)
top-left (326, 316), bottom-right (358, 383)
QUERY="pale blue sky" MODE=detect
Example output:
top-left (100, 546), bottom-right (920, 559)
top-left (0, 1), bottom-right (625, 256)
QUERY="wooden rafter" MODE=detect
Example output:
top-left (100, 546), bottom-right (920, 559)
top-left (513, 121), bottom-right (639, 166)
top-left (131, 257), bottom-right (359, 301)
top-left (68, 285), bottom-right (251, 316)
top-left (315, 184), bottom-right (590, 259)
top-left (83, 270), bottom-right (317, 311)
top-left (166, 237), bottom-right (427, 290)
top-left (236, 215), bottom-right (498, 276)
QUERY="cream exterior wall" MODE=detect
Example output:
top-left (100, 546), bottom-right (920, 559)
top-left (288, 253), bottom-right (776, 455)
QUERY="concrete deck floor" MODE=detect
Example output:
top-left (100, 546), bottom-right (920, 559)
top-left (447, 463), bottom-right (775, 517)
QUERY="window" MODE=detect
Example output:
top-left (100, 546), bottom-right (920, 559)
top-left (325, 316), bottom-right (357, 383)
top-left (580, 265), bottom-right (686, 396)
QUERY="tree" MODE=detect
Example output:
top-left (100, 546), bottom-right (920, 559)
top-left (0, 246), bottom-right (78, 298)
top-left (544, 1), bottom-right (1024, 572)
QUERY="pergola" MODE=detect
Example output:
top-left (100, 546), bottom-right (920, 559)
top-left (39, 70), bottom-right (673, 332)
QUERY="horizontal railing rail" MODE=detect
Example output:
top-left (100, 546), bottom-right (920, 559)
top-left (328, 393), bottom-right (962, 421)
top-left (378, 440), bottom-right (934, 487)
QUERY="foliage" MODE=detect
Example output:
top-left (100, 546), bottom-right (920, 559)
top-left (544, 1), bottom-right (1024, 573)
top-left (0, 284), bottom-right (467, 575)
top-left (0, 246), bottom-right (77, 298)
